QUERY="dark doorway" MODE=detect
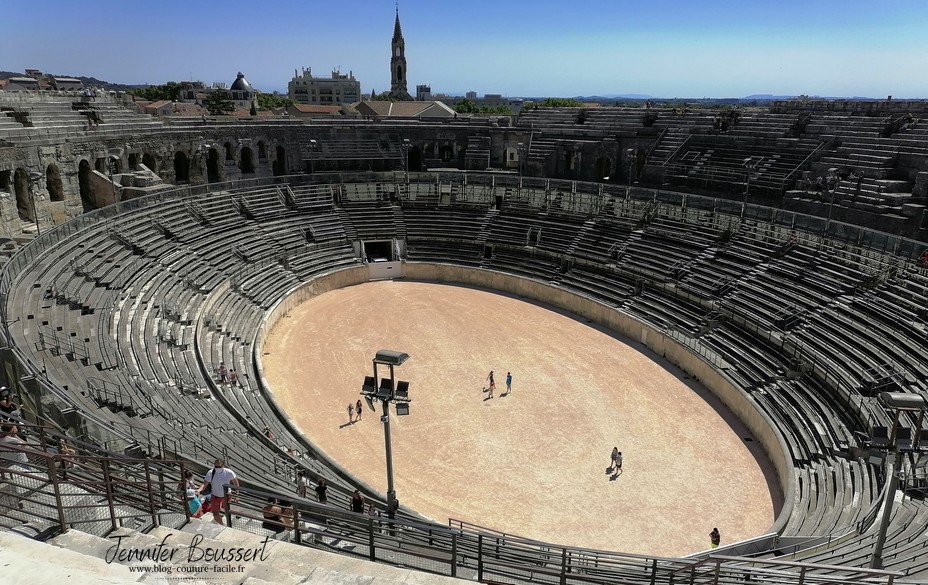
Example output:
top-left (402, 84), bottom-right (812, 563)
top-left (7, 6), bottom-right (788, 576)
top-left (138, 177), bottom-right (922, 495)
top-left (257, 141), bottom-right (267, 160)
top-left (207, 148), bottom-right (220, 183)
top-left (142, 153), bottom-right (157, 172)
top-left (240, 147), bottom-right (255, 174)
top-left (78, 160), bottom-right (96, 212)
top-left (273, 145), bottom-right (287, 176)
top-left (224, 142), bottom-right (235, 161)
top-left (408, 145), bottom-right (423, 172)
top-left (128, 153), bottom-right (139, 168)
top-left (439, 145), bottom-right (454, 162)
top-left (174, 152), bottom-right (190, 183)
top-left (46, 164), bottom-right (64, 202)
top-left (13, 168), bottom-right (32, 222)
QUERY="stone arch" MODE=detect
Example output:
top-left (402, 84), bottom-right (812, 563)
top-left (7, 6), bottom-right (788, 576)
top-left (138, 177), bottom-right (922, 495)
top-left (408, 145), bottom-right (423, 172)
top-left (439, 144), bottom-right (454, 161)
top-left (224, 142), bottom-right (235, 161)
top-left (240, 147), bottom-right (255, 174)
top-left (397, 65), bottom-right (403, 82)
top-left (142, 153), bottom-right (157, 172)
top-left (78, 159), bottom-right (96, 213)
top-left (207, 148), bottom-right (221, 183)
top-left (128, 153), bottom-right (139, 168)
top-left (273, 145), bottom-right (287, 176)
top-left (13, 168), bottom-right (32, 222)
top-left (46, 163), bottom-right (64, 202)
top-left (595, 157), bottom-right (612, 181)
top-left (174, 151), bottom-right (190, 183)
top-left (257, 140), bottom-right (267, 160)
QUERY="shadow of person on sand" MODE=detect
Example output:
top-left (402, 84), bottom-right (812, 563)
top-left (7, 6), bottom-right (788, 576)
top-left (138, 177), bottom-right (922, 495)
top-left (483, 395), bottom-right (493, 401)
top-left (339, 421), bottom-right (355, 429)
top-left (610, 469), bottom-right (623, 481)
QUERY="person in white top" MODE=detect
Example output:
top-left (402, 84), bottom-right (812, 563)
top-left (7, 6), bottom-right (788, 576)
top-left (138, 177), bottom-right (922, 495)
top-left (196, 458), bottom-right (240, 525)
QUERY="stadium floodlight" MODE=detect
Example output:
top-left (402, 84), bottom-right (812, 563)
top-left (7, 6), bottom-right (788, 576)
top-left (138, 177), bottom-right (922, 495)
top-left (360, 350), bottom-right (412, 518)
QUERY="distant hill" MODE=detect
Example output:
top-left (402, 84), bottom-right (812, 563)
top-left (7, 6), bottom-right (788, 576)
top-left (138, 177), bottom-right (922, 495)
top-left (0, 70), bottom-right (143, 91)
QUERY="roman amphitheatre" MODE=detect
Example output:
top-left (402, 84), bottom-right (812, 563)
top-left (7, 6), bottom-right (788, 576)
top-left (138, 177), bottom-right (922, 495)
top-left (1, 86), bottom-right (928, 584)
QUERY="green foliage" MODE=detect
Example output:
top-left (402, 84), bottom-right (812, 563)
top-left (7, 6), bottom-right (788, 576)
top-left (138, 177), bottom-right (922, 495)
top-left (538, 97), bottom-right (583, 108)
top-left (453, 99), bottom-right (514, 115)
top-left (371, 92), bottom-right (394, 101)
top-left (128, 81), bottom-right (180, 102)
top-left (256, 93), bottom-right (292, 110)
top-left (204, 90), bottom-right (235, 116)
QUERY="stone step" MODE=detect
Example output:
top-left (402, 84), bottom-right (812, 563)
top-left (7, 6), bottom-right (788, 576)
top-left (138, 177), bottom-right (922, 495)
top-left (0, 531), bottom-right (140, 585)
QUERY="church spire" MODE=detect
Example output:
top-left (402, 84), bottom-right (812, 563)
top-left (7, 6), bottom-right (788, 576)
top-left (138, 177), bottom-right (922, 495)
top-left (389, 5), bottom-right (412, 100)
top-left (393, 4), bottom-right (403, 40)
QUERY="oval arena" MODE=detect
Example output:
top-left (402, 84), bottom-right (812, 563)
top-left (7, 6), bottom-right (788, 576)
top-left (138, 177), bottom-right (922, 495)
top-left (1, 96), bottom-right (928, 584)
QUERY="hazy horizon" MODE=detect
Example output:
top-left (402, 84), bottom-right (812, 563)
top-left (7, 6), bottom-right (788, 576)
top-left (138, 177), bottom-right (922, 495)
top-left (3, 0), bottom-right (927, 99)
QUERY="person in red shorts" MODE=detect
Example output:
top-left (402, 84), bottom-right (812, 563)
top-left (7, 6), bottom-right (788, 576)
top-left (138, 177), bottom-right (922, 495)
top-left (197, 458), bottom-right (240, 525)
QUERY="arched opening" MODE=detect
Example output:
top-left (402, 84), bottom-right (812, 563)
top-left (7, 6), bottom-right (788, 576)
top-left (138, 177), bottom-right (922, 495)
top-left (424, 143), bottom-right (435, 160)
top-left (142, 153), bottom-right (157, 172)
top-left (224, 142), bottom-right (235, 161)
top-left (46, 163), bottom-right (64, 202)
top-left (273, 145), bottom-right (287, 176)
top-left (257, 141), bottom-right (267, 160)
top-left (408, 145), bottom-right (423, 172)
top-left (396, 65), bottom-right (403, 82)
top-left (240, 147), bottom-right (255, 174)
top-left (78, 160), bottom-right (96, 213)
top-left (439, 145), bottom-right (454, 162)
top-left (13, 168), bottom-right (32, 222)
top-left (595, 157), bottom-right (612, 181)
top-left (128, 153), bottom-right (139, 168)
top-left (207, 148), bottom-right (221, 183)
top-left (174, 151), bottom-right (190, 183)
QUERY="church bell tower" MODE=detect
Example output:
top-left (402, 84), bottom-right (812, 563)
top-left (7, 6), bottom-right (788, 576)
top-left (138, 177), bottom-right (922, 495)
top-left (389, 7), bottom-right (413, 100)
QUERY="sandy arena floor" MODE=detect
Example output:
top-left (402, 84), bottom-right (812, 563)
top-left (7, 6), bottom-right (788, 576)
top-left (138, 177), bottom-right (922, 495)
top-left (261, 280), bottom-right (782, 556)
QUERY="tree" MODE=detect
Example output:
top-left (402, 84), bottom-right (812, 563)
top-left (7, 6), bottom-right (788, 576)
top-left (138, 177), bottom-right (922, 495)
top-left (128, 81), bottom-right (181, 102)
top-left (204, 90), bottom-right (235, 116)
top-left (538, 97), bottom-right (583, 108)
top-left (453, 99), bottom-right (480, 114)
top-left (256, 92), bottom-right (292, 110)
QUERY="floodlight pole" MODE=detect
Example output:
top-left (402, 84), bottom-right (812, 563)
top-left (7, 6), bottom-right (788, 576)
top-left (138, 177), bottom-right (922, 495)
top-left (870, 447), bottom-right (903, 569)
top-left (382, 400), bottom-right (396, 509)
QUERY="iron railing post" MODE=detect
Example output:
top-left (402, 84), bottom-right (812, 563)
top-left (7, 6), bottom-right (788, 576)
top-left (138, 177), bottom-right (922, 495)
top-left (369, 517), bottom-right (376, 562)
top-left (477, 534), bottom-right (483, 582)
top-left (560, 547), bottom-right (568, 585)
top-left (223, 485), bottom-right (232, 527)
top-left (46, 454), bottom-right (68, 532)
top-left (143, 460), bottom-right (159, 528)
top-left (101, 458), bottom-right (118, 532)
top-left (451, 532), bottom-right (457, 578)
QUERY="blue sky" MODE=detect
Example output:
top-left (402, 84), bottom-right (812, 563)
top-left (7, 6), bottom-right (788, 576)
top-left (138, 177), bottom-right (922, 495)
top-left (3, 0), bottom-right (928, 98)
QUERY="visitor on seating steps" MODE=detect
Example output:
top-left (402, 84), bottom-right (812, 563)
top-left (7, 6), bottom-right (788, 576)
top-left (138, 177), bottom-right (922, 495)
top-left (196, 458), bottom-right (239, 525)
top-left (351, 489), bottom-right (366, 513)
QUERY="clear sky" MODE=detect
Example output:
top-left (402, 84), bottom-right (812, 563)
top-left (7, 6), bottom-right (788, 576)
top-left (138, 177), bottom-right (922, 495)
top-left (3, 0), bottom-right (928, 98)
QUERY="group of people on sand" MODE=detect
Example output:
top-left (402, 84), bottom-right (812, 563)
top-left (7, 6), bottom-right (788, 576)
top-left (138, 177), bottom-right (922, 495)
top-left (482, 370), bottom-right (512, 399)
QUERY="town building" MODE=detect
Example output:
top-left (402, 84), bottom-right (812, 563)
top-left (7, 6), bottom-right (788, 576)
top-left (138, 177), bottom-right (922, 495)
top-left (288, 67), bottom-right (361, 105)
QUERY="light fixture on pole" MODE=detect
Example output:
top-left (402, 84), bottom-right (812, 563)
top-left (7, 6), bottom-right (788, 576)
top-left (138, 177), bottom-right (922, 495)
top-left (360, 350), bottom-right (411, 519)
top-left (400, 139), bottom-right (411, 183)
top-left (308, 139), bottom-right (319, 174)
top-left (868, 391), bottom-right (927, 569)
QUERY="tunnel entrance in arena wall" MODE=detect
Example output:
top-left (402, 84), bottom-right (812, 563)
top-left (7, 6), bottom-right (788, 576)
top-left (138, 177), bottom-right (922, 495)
top-left (46, 164), bottom-right (64, 202)
top-left (174, 152), bottom-right (190, 183)
top-left (207, 148), bottom-right (221, 183)
top-left (595, 157), bottom-right (611, 181)
top-left (78, 160), bottom-right (96, 212)
top-left (408, 145), bottom-right (422, 172)
top-left (142, 153), bottom-right (157, 172)
top-left (13, 168), bottom-right (32, 223)
top-left (273, 146), bottom-right (287, 176)
top-left (240, 147), bottom-right (255, 174)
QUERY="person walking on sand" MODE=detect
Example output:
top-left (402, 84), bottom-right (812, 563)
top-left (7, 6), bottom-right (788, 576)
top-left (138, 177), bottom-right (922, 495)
top-left (505, 372), bottom-right (512, 395)
top-left (610, 446), bottom-right (619, 469)
top-left (486, 370), bottom-right (495, 399)
top-left (710, 527), bottom-right (721, 548)
top-left (347, 403), bottom-right (354, 424)
top-left (355, 399), bottom-right (363, 421)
